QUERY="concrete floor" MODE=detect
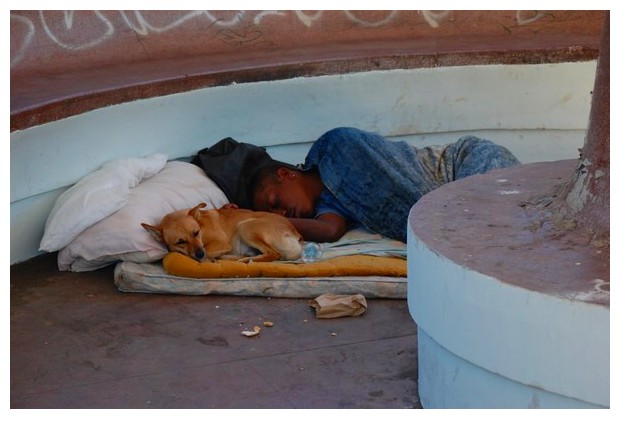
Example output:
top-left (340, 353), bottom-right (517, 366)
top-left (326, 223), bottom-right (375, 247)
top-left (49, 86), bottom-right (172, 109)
top-left (10, 252), bottom-right (420, 409)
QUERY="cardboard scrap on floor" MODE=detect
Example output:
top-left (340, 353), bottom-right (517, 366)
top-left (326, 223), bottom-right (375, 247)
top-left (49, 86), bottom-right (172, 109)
top-left (309, 294), bottom-right (368, 319)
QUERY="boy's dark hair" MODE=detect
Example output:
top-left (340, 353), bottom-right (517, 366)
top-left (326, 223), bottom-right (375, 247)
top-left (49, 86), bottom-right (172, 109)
top-left (247, 164), bottom-right (288, 206)
top-left (191, 137), bottom-right (297, 209)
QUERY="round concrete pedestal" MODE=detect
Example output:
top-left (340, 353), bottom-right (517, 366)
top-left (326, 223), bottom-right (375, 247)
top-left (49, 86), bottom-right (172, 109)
top-left (407, 160), bottom-right (609, 408)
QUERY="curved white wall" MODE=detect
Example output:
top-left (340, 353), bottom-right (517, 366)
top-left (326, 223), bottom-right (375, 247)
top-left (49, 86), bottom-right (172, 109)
top-left (10, 62), bottom-right (596, 264)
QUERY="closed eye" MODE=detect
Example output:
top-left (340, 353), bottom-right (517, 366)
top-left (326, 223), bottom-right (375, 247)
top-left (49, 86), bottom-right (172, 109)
top-left (193, 230), bottom-right (200, 238)
top-left (176, 239), bottom-right (186, 245)
top-left (269, 197), bottom-right (280, 212)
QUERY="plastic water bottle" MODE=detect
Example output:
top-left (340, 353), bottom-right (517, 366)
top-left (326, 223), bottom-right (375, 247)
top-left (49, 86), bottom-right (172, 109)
top-left (301, 242), bottom-right (323, 262)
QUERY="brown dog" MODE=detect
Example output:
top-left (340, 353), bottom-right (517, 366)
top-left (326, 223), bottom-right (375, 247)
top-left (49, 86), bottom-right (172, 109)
top-left (141, 203), bottom-right (303, 263)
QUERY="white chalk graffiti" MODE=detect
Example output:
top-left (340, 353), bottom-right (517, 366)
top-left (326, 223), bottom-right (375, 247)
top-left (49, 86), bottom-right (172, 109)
top-left (592, 278), bottom-right (610, 292)
top-left (516, 10), bottom-right (549, 25)
top-left (419, 11), bottom-right (451, 28)
top-left (40, 10), bottom-right (114, 50)
top-left (294, 11), bottom-right (324, 27)
top-left (254, 10), bottom-right (286, 25)
top-left (10, 10), bottom-right (553, 68)
top-left (293, 10), bottom-right (403, 28)
top-left (343, 10), bottom-right (399, 27)
top-left (119, 10), bottom-right (210, 35)
top-left (10, 14), bottom-right (34, 67)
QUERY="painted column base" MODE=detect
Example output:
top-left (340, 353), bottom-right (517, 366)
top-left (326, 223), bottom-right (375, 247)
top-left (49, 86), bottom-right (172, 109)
top-left (417, 329), bottom-right (602, 408)
top-left (407, 161), bottom-right (609, 409)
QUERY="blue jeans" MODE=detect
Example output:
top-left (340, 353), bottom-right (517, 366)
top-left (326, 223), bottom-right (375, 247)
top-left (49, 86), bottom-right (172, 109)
top-left (303, 127), bottom-right (520, 241)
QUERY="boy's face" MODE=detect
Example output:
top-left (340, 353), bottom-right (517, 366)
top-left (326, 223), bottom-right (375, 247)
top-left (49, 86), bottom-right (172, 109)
top-left (252, 168), bottom-right (315, 219)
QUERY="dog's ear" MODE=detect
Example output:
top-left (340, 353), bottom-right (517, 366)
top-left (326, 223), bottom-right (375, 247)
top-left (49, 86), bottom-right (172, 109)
top-left (141, 223), bottom-right (164, 243)
top-left (188, 202), bottom-right (207, 219)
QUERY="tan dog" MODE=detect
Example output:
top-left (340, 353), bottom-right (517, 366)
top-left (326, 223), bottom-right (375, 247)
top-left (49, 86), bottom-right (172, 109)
top-left (141, 203), bottom-right (303, 263)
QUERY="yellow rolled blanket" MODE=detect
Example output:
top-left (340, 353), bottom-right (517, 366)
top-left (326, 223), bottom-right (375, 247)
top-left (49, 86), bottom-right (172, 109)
top-left (162, 252), bottom-right (407, 279)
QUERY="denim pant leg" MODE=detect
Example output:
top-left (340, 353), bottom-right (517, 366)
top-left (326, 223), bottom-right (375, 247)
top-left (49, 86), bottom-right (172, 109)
top-left (446, 136), bottom-right (521, 180)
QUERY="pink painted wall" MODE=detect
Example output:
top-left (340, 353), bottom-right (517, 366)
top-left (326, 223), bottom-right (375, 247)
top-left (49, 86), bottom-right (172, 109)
top-left (11, 10), bottom-right (605, 76)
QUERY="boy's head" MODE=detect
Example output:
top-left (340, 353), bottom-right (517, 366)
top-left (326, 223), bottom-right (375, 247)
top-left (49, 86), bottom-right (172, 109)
top-left (192, 138), bottom-right (299, 209)
top-left (250, 165), bottom-right (318, 219)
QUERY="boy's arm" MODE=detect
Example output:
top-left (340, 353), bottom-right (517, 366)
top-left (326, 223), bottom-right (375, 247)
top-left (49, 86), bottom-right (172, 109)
top-left (287, 213), bottom-right (349, 243)
top-left (223, 203), bottom-right (348, 242)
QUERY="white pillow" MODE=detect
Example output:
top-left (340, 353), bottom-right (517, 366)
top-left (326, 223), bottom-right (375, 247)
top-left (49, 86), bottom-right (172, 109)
top-left (57, 161), bottom-right (228, 271)
top-left (40, 153), bottom-right (168, 252)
